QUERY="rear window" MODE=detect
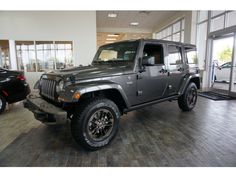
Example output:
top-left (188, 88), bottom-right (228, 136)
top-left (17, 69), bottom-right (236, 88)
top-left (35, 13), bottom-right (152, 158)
top-left (185, 47), bottom-right (198, 65)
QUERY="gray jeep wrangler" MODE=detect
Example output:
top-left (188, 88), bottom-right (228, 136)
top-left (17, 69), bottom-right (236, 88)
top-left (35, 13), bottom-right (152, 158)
top-left (24, 39), bottom-right (200, 150)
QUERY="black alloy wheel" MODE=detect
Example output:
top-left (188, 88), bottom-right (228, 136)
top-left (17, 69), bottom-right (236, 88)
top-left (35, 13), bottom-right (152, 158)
top-left (71, 98), bottom-right (120, 150)
top-left (178, 82), bottom-right (198, 111)
top-left (0, 95), bottom-right (6, 114)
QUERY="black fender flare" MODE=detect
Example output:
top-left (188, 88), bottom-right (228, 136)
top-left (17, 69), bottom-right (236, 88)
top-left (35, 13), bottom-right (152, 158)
top-left (178, 73), bottom-right (200, 95)
top-left (58, 81), bottom-right (130, 107)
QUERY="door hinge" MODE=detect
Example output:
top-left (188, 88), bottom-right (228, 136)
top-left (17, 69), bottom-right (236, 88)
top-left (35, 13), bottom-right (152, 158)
top-left (137, 90), bottom-right (143, 96)
top-left (137, 74), bottom-right (142, 80)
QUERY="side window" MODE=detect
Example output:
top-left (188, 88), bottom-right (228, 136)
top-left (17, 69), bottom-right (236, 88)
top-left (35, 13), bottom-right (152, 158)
top-left (124, 51), bottom-right (136, 61)
top-left (167, 45), bottom-right (183, 70)
top-left (143, 44), bottom-right (164, 65)
top-left (185, 47), bottom-right (198, 65)
top-left (221, 62), bottom-right (231, 68)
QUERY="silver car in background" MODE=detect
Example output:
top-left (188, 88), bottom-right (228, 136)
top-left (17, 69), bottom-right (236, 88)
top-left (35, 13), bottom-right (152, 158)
top-left (215, 62), bottom-right (231, 82)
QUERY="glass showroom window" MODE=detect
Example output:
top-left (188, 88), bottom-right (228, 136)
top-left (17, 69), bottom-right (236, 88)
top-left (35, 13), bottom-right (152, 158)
top-left (55, 41), bottom-right (73, 69)
top-left (0, 40), bottom-right (11, 69)
top-left (226, 11), bottom-right (236, 27)
top-left (36, 41), bottom-right (55, 71)
top-left (210, 14), bottom-right (225, 32)
top-left (16, 41), bottom-right (36, 72)
top-left (155, 18), bottom-right (185, 43)
top-left (16, 40), bottom-right (73, 72)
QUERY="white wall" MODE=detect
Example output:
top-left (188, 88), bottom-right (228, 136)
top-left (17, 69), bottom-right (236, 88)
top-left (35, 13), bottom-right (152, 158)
top-left (0, 11), bottom-right (97, 88)
top-left (0, 11), bottom-right (97, 66)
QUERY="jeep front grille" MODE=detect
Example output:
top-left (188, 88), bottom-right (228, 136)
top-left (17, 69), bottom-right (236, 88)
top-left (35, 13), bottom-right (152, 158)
top-left (40, 79), bottom-right (57, 101)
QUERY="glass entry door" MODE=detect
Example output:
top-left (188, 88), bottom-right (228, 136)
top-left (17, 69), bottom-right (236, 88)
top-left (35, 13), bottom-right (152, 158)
top-left (210, 33), bottom-right (236, 97)
top-left (229, 33), bottom-right (236, 97)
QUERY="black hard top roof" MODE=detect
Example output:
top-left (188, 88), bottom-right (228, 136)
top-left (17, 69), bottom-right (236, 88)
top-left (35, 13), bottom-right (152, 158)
top-left (100, 38), bottom-right (196, 48)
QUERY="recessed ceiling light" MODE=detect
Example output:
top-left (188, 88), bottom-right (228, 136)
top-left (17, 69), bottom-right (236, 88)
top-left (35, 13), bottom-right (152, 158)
top-left (106, 38), bottom-right (116, 41)
top-left (107, 34), bottom-right (119, 37)
top-left (105, 41), bottom-right (114, 44)
top-left (130, 22), bottom-right (139, 26)
top-left (108, 13), bottom-right (117, 18)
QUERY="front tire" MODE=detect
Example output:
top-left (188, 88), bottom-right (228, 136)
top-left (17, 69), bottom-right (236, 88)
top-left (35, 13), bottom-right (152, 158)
top-left (178, 82), bottom-right (198, 111)
top-left (71, 98), bottom-right (120, 150)
top-left (0, 95), bottom-right (6, 114)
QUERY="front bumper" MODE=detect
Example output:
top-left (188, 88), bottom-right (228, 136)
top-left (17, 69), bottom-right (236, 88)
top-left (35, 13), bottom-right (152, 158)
top-left (23, 92), bottom-right (67, 125)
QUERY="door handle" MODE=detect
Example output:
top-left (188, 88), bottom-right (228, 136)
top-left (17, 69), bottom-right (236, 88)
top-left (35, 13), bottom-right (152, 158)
top-left (159, 69), bottom-right (168, 74)
top-left (137, 74), bottom-right (142, 79)
top-left (177, 67), bottom-right (184, 72)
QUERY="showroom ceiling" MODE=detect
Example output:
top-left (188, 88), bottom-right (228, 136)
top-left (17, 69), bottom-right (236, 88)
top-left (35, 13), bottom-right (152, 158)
top-left (96, 11), bottom-right (179, 46)
top-left (96, 11), bottom-right (179, 30)
top-left (97, 32), bottom-right (152, 47)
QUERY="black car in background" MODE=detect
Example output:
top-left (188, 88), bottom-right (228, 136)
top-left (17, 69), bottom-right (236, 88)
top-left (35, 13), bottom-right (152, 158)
top-left (0, 68), bottom-right (30, 114)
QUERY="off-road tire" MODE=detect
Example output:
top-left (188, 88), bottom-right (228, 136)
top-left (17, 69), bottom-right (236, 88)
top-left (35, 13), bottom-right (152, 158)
top-left (178, 82), bottom-right (198, 111)
top-left (0, 95), bottom-right (6, 114)
top-left (71, 98), bottom-right (120, 150)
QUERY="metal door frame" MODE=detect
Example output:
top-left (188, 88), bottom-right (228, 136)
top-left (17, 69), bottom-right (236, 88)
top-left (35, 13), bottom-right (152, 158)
top-left (207, 29), bottom-right (236, 97)
top-left (229, 33), bottom-right (236, 97)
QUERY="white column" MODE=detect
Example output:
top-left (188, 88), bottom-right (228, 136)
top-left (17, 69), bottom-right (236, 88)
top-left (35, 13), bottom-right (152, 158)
top-left (190, 11), bottom-right (197, 44)
top-left (184, 11), bottom-right (197, 44)
top-left (9, 40), bottom-right (18, 70)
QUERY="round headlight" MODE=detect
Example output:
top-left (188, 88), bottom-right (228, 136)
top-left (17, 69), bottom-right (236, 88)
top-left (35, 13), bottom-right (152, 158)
top-left (56, 80), bottom-right (64, 92)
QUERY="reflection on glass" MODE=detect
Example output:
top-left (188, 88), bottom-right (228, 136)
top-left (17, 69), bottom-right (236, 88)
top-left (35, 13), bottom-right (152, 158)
top-left (15, 41), bottom-right (73, 72)
top-left (16, 41), bottom-right (36, 72)
top-left (55, 41), bottom-right (73, 69)
top-left (0, 40), bottom-right (11, 69)
top-left (168, 46), bottom-right (182, 71)
top-left (36, 41), bottom-right (55, 71)
top-left (212, 37), bottom-right (233, 91)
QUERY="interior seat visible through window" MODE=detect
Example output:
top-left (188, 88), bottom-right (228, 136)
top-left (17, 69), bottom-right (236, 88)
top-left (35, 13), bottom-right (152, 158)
top-left (143, 44), bottom-right (164, 65)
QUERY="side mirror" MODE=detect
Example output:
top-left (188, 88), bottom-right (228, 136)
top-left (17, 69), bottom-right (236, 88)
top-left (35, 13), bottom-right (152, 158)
top-left (142, 56), bottom-right (155, 66)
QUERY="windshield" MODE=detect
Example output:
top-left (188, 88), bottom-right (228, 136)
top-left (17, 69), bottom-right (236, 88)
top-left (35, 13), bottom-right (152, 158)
top-left (93, 41), bottom-right (139, 64)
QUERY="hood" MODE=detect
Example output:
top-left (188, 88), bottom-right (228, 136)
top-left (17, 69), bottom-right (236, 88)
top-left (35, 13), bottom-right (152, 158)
top-left (45, 63), bottom-right (134, 81)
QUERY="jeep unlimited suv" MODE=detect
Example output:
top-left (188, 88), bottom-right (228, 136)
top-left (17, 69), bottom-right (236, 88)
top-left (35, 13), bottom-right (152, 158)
top-left (24, 39), bottom-right (200, 150)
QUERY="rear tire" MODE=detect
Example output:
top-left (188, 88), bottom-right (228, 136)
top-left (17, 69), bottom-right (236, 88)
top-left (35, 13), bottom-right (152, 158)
top-left (71, 98), bottom-right (120, 150)
top-left (178, 82), bottom-right (198, 111)
top-left (0, 95), bottom-right (6, 114)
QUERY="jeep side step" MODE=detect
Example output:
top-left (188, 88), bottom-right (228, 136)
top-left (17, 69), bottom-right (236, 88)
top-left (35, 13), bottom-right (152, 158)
top-left (123, 94), bottom-right (179, 113)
